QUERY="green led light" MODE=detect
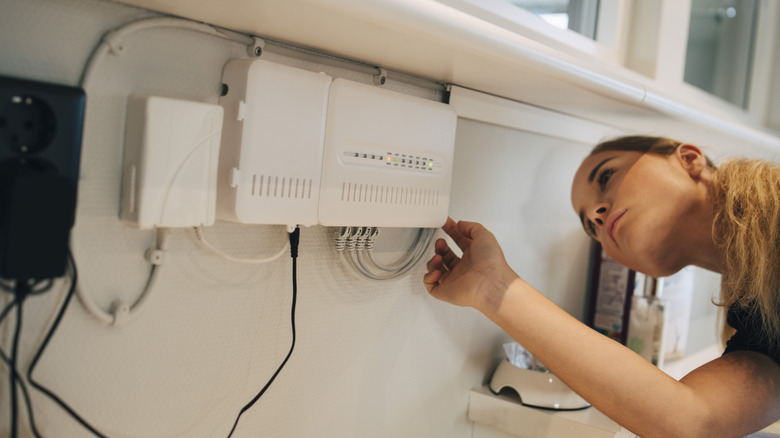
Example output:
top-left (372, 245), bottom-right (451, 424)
top-left (428, 162), bottom-right (433, 167)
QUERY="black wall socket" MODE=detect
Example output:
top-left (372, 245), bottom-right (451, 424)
top-left (0, 76), bottom-right (86, 280)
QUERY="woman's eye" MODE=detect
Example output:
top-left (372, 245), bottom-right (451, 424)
top-left (597, 168), bottom-right (615, 190)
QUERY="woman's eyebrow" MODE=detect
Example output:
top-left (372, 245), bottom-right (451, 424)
top-left (588, 157), bottom-right (615, 183)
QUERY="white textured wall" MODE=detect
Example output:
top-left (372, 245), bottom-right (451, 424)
top-left (0, 0), bottom-right (591, 437)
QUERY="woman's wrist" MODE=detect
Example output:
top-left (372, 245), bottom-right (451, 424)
top-left (474, 267), bottom-right (523, 316)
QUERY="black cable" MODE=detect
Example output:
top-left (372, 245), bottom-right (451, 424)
top-left (10, 296), bottom-right (21, 438)
top-left (0, 345), bottom-right (41, 438)
top-left (0, 279), bottom-right (51, 296)
top-left (9, 280), bottom-right (33, 438)
top-left (0, 347), bottom-right (42, 438)
top-left (227, 226), bottom-right (300, 437)
top-left (29, 279), bottom-right (54, 296)
top-left (0, 298), bottom-right (17, 325)
top-left (0, 291), bottom-right (43, 438)
top-left (26, 249), bottom-right (109, 438)
top-left (11, 230), bottom-right (300, 438)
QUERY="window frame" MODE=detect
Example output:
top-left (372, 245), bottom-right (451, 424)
top-left (435, 0), bottom-right (631, 66)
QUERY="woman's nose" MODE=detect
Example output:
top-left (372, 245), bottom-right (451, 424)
top-left (589, 204), bottom-right (609, 227)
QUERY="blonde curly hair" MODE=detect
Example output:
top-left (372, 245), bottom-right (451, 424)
top-left (711, 159), bottom-right (780, 353)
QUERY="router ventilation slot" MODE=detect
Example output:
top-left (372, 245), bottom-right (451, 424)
top-left (252, 175), bottom-right (313, 199)
top-left (340, 182), bottom-right (439, 206)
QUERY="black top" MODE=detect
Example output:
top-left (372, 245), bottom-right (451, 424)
top-left (723, 303), bottom-right (780, 365)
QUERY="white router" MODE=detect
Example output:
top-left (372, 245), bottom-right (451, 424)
top-left (317, 79), bottom-right (457, 228)
top-left (216, 59), bottom-right (332, 227)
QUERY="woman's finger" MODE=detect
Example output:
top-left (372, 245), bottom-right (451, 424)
top-left (423, 269), bottom-right (442, 292)
top-left (442, 218), bottom-right (472, 252)
top-left (426, 254), bottom-right (443, 273)
top-left (438, 246), bottom-right (460, 271)
top-left (455, 220), bottom-right (488, 241)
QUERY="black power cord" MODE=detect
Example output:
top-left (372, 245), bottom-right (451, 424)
top-left (25, 250), bottom-right (108, 438)
top-left (1, 228), bottom-right (299, 438)
top-left (0, 295), bottom-right (35, 438)
top-left (10, 284), bottom-right (25, 438)
top-left (0, 251), bottom-right (109, 438)
top-left (227, 226), bottom-right (300, 437)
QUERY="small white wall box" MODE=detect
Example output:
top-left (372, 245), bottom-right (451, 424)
top-left (318, 79), bottom-right (457, 227)
top-left (217, 59), bottom-right (332, 226)
top-left (120, 95), bottom-right (223, 229)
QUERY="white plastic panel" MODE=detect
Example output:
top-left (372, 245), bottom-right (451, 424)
top-left (216, 59), bottom-right (332, 226)
top-left (120, 95), bottom-right (223, 229)
top-left (318, 78), bottom-right (457, 227)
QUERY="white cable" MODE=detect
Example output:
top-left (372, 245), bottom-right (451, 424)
top-left (365, 228), bottom-right (431, 272)
top-left (335, 226), bottom-right (436, 281)
top-left (192, 226), bottom-right (289, 264)
top-left (358, 228), bottom-right (435, 280)
top-left (76, 228), bottom-right (169, 326)
top-left (73, 18), bottom-right (257, 322)
top-left (336, 227), bottom-right (372, 280)
top-left (80, 16), bottom-right (254, 88)
top-left (335, 228), bottom-right (372, 281)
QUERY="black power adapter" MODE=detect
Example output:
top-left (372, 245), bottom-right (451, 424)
top-left (0, 76), bottom-right (85, 280)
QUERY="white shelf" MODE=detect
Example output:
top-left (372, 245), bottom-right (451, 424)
top-left (114, 0), bottom-right (780, 156)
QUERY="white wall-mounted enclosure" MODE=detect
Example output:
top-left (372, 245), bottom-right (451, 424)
top-left (217, 59), bottom-right (332, 227)
top-left (120, 95), bottom-right (223, 229)
top-left (318, 79), bottom-right (457, 227)
top-left (216, 60), bottom-right (457, 228)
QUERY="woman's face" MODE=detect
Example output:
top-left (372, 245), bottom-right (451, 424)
top-left (570, 148), bottom-right (708, 277)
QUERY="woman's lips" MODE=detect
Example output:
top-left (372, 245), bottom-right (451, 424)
top-left (606, 210), bottom-right (626, 246)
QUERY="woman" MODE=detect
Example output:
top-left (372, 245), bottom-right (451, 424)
top-left (424, 136), bottom-right (780, 437)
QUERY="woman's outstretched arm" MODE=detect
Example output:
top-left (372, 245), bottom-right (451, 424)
top-left (424, 218), bottom-right (780, 438)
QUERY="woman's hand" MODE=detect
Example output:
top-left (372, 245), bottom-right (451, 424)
top-left (423, 218), bottom-right (519, 313)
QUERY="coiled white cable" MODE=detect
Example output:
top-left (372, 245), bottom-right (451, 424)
top-left (335, 226), bottom-right (436, 281)
top-left (192, 226), bottom-right (289, 264)
top-left (359, 228), bottom-right (435, 279)
top-left (365, 228), bottom-right (435, 272)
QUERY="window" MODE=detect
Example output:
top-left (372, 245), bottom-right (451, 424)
top-left (502, 0), bottom-right (601, 39)
top-left (436, 0), bottom-right (626, 64)
top-left (684, 0), bottom-right (759, 108)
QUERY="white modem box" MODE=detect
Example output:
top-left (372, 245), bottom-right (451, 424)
top-left (318, 79), bottom-right (457, 228)
top-left (217, 59), bottom-right (332, 226)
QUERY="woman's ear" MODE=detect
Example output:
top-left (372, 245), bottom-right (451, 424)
top-left (676, 144), bottom-right (708, 179)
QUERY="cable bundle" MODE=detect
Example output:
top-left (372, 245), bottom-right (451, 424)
top-left (334, 226), bottom-right (436, 280)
